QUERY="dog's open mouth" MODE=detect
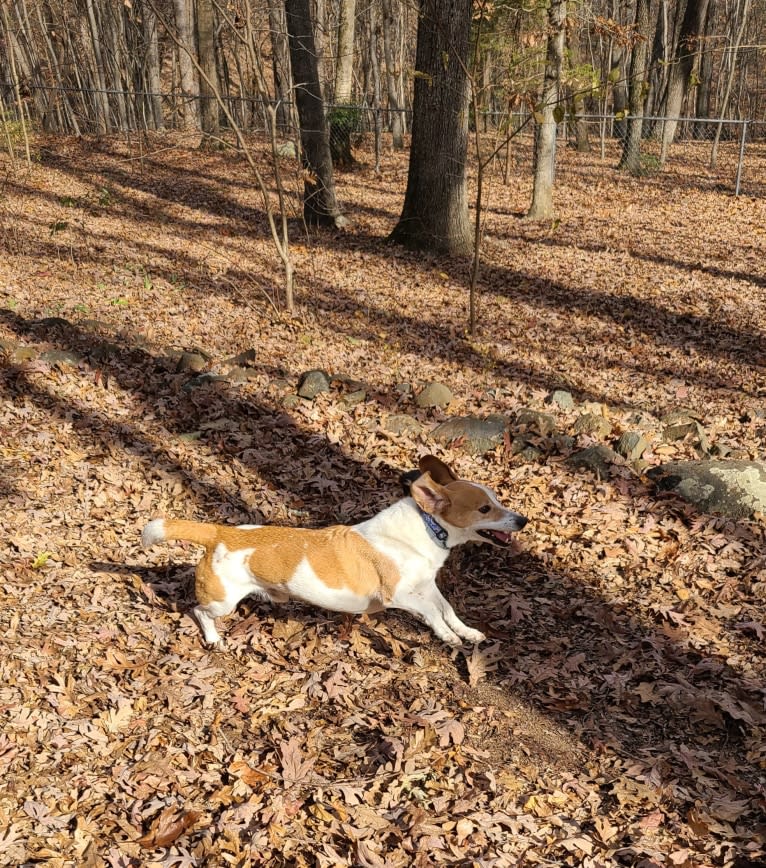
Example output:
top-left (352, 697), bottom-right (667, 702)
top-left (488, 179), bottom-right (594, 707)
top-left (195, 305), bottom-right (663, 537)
top-left (477, 529), bottom-right (513, 546)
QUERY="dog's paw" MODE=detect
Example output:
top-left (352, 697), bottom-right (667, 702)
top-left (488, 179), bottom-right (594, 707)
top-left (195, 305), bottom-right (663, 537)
top-left (461, 628), bottom-right (486, 645)
top-left (205, 638), bottom-right (226, 652)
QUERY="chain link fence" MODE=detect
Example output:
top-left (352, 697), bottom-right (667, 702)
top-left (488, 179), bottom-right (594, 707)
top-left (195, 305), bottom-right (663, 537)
top-left (1, 81), bottom-right (763, 196)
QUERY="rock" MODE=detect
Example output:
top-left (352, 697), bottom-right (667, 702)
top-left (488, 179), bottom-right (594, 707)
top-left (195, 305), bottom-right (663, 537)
top-left (415, 382), bottom-right (453, 409)
top-left (276, 141), bottom-right (298, 159)
top-left (176, 351), bottom-right (208, 374)
top-left (567, 445), bottom-right (619, 480)
top-left (90, 341), bottom-right (121, 363)
top-left (573, 413), bottom-right (612, 438)
top-left (514, 408), bottom-right (556, 437)
top-left (548, 389), bottom-right (575, 410)
top-left (2, 344), bottom-right (38, 364)
top-left (431, 415), bottom-right (507, 455)
top-left (508, 438), bottom-right (542, 461)
top-left (394, 383), bottom-right (412, 395)
top-left (647, 460), bottom-right (766, 519)
top-left (80, 318), bottom-right (111, 333)
top-left (226, 366), bottom-right (257, 384)
top-left (39, 349), bottom-right (84, 366)
top-left (225, 348), bottom-right (257, 368)
top-left (383, 414), bottom-right (422, 436)
top-left (282, 394), bottom-right (301, 409)
top-left (661, 409), bottom-right (701, 442)
top-left (182, 373), bottom-right (229, 390)
top-left (341, 389), bottom-right (367, 409)
top-left (659, 410), bottom-right (711, 453)
top-left (616, 431), bottom-right (650, 461)
top-left (297, 369), bottom-right (331, 399)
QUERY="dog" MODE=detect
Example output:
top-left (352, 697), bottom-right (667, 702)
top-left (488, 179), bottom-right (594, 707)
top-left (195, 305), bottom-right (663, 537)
top-left (141, 455), bottom-right (527, 648)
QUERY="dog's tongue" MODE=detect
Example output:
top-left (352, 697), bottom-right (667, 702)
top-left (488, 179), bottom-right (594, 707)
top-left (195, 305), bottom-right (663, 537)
top-left (492, 530), bottom-right (512, 544)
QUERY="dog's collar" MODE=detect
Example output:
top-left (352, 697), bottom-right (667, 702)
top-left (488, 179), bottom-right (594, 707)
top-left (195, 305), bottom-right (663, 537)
top-left (418, 509), bottom-right (450, 548)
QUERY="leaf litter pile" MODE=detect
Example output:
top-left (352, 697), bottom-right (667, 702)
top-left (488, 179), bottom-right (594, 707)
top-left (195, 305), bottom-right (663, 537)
top-left (1, 135), bottom-right (765, 867)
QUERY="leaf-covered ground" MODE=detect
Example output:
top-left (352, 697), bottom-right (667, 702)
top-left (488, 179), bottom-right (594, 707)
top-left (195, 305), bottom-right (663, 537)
top-left (1, 134), bottom-right (765, 867)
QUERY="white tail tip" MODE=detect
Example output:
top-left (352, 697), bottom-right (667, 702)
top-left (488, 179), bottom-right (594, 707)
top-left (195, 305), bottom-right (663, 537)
top-left (141, 518), bottom-right (166, 549)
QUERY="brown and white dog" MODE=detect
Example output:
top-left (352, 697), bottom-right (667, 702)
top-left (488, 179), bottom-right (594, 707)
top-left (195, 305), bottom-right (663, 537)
top-left (141, 455), bottom-right (527, 648)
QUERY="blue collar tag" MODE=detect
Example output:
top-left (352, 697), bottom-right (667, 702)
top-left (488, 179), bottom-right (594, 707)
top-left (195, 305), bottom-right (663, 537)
top-left (419, 509), bottom-right (450, 548)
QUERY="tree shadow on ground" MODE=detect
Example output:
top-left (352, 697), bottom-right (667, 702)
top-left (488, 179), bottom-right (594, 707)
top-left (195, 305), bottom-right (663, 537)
top-left (1, 306), bottom-right (763, 862)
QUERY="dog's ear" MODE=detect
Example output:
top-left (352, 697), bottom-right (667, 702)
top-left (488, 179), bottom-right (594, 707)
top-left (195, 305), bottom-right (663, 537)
top-left (419, 455), bottom-right (458, 486)
top-left (400, 468), bottom-right (422, 495)
top-left (411, 472), bottom-right (451, 515)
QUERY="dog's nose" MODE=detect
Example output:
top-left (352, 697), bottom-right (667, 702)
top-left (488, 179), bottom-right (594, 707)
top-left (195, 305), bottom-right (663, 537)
top-left (513, 514), bottom-right (528, 530)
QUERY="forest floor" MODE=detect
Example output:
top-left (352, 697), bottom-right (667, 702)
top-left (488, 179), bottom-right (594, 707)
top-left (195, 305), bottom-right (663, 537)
top-left (1, 131), bottom-right (765, 868)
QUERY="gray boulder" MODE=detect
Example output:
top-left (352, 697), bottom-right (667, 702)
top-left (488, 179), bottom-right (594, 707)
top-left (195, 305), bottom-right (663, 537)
top-left (514, 408), bottom-right (556, 437)
top-left (647, 460), bottom-right (766, 519)
top-left (548, 389), bottom-right (575, 410)
top-left (415, 382), bottom-right (453, 409)
top-left (573, 413), bottom-right (612, 438)
top-left (616, 431), bottom-right (650, 462)
top-left (431, 415), bottom-right (507, 455)
top-left (567, 445), bottom-right (619, 480)
top-left (383, 414), bottom-right (422, 436)
top-left (297, 369), bottom-right (331, 399)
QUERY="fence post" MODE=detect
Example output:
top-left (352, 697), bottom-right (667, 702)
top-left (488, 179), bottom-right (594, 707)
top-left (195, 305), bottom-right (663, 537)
top-left (735, 120), bottom-right (748, 196)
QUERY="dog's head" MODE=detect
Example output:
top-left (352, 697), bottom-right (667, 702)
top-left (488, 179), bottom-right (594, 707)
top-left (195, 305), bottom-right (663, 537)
top-left (404, 455), bottom-right (528, 548)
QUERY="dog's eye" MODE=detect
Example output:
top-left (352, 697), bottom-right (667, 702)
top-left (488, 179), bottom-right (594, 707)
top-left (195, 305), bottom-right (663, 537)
top-left (478, 505), bottom-right (492, 514)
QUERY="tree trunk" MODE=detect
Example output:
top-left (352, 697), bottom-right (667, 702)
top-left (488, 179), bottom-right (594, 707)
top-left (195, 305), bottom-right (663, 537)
top-left (333, 0), bottom-right (355, 102)
top-left (380, 0), bottom-right (404, 148)
top-left (644, 0), bottom-right (669, 124)
top-left (329, 0), bottom-right (357, 167)
top-left (694, 0), bottom-right (714, 136)
top-left (527, 0), bottom-right (566, 220)
top-left (389, 0), bottom-right (472, 254)
top-left (619, 0), bottom-right (650, 173)
top-left (565, 16), bottom-right (590, 152)
top-left (142, 0), bottom-right (164, 130)
top-left (611, 45), bottom-right (628, 140)
top-left (710, 0), bottom-right (750, 167)
top-left (83, 0), bottom-right (111, 133)
top-left (659, 0), bottom-right (710, 164)
top-left (265, 0), bottom-right (293, 130)
top-left (285, 0), bottom-right (347, 227)
top-left (174, 0), bottom-right (199, 129)
top-left (196, 0), bottom-right (220, 139)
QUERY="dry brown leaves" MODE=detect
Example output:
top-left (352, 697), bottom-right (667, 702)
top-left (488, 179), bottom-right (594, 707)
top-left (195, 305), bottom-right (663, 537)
top-left (0, 133), bottom-right (765, 867)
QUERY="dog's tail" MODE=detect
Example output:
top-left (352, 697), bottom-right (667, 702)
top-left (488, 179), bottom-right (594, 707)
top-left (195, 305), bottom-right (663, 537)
top-left (142, 518), bottom-right (220, 551)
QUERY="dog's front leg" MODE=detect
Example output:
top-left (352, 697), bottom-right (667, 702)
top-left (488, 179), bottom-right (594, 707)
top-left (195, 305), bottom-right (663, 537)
top-left (391, 584), bottom-right (485, 647)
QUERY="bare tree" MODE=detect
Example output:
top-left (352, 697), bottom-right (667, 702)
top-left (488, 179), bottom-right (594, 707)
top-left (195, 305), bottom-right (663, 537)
top-left (659, 0), bottom-right (710, 163)
top-left (527, 0), bottom-right (566, 220)
top-left (265, 0), bottom-right (293, 130)
top-left (619, 0), bottom-right (651, 173)
top-left (196, 0), bottom-right (220, 140)
top-left (173, 0), bottom-right (199, 129)
top-left (285, 0), bottom-right (347, 227)
top-left (381, 0), bottom-right (404, 149)
top-left (389, 0), bottom-right (472, 254)
top-left (329, 0), bottom-right (357, 166)
top-left (710, 0), bottom-right (751, 166)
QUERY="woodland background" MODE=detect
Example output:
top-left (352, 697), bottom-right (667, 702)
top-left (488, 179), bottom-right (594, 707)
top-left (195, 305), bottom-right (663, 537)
top-left (1, 0), bottom-right (766, 866)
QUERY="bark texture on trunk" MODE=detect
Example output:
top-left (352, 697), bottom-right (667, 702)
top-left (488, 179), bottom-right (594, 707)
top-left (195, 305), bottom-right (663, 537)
top-left (173, 0), bottom-right (199, 129)
top-left (527, 0), bottom-right (566, 220)
top-left (285, 0), bottom-right (347, 227)
top-left (660, 0), bottom-right (710, 163)
top-left (619, 0), bottom-right (650, 173)
top-left (381, 0), bottom-right (404, 148)
top-left (389, 0), bottom-right (472, 255)
top-left (196, 0), bottom-right (220, 138)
